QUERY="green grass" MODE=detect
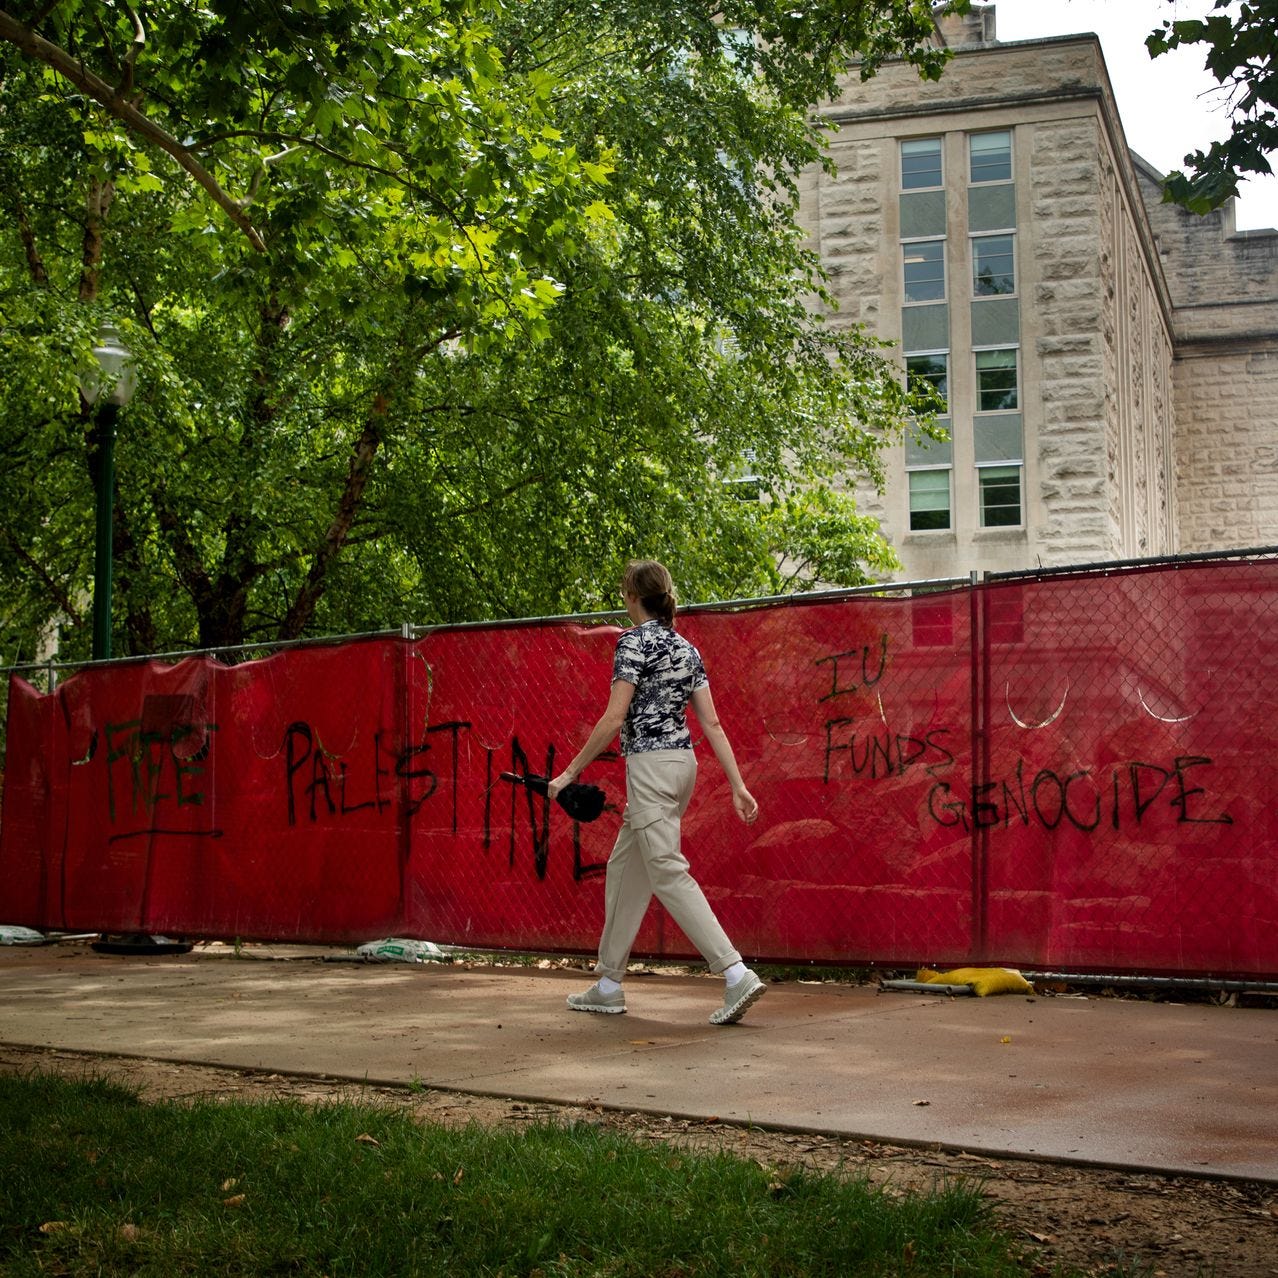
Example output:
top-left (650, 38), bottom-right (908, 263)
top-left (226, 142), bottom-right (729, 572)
top-left (0, 1072), bottom-right (1057, 1277)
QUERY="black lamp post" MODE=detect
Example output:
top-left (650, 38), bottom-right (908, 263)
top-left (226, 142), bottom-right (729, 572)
top-left (81, 325), bottom-right (136, 661)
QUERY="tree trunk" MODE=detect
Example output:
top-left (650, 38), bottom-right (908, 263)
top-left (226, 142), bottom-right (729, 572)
top-left (112, 509), bottom-right (158, 656)
top-left (278, 410), bottom-right (384, 641)
top-left (195, 296), bottom-right (290, 651)
top-left (78, 176), bottom-right (113, 302)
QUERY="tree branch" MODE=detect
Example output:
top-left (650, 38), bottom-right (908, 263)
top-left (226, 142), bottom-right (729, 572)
top-left (188, 127), bottom-right (468, 228)
top-left (0, 527), bottom-right (83, 628)
top-left (0, 8), bottom-right (268, 252)
top-left (278, 409), bottom-right (384, 641)
top-left (445, 470), bottom-right (548, 519)
top-left (119, 0), bottom-right (145, 95)
top-left (153, 492), bottom-right (220, 623)
top-left (25, 2), bottom-right (60, 27)
top-left (6, 189), bottom-right (49, 286)
top-left (109, 493), bottom-right (158, 655)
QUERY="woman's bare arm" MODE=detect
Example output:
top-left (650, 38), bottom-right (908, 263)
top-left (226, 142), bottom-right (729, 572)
top-left (690, 685), bottom-right (759, 824)
top-left (548, 679), bottom-right (636, 798)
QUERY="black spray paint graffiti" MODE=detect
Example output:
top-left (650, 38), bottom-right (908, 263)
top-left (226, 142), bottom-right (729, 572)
top-left (817, 637), bottom-right (1233, 833)
top-left (79, 704), bottom-right (611, 883)
top-left (925, 756), bottom-right (1232, 833)
top-left (815, 636), bottom-right (889, 702)
top-left (281, 721), bottom-right (610, 881)
top-left (493, 738), bottom-right (609, 883)
top-left (822, 718), bottom-right (955, 783)
top-left (283, 720), bottom-right (470, 827)
top-left (104, 711), bottom-right (222, 843)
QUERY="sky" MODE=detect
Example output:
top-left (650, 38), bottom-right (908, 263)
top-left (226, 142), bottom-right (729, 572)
top-left (992, 0), bottom-right (1277, 231)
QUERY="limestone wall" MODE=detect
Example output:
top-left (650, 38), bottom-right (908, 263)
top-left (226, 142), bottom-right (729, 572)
top-left (1097, 144), bottom-right (1178, 560)
top-left (1135, 162), bottom-right (1278, 339)
top-left (1027, 114), bottom-right (1111, 565)
top-left (1173, 348), bottom-right (1278, 550)
top-left (1128, 162), bottom-right (1278, 552)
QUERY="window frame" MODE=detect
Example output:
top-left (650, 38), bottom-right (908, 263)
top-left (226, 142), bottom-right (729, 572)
top-left (900, 136), bottom-right (943, 191)
top-left (968, 130), bottom-right (1013, 185)
top-left (976, 462), bottom-right (1024, 529)
top-left (973, 346), bottom-right (1020, 413)
top-left (902, 237), bottom-right (947, 305)
top-left (971, 231), bottom-right (1016, 298)
top-left (905, 351), bottom-right (950, 410)
top-left (907, 465), bottom-right (953, 533)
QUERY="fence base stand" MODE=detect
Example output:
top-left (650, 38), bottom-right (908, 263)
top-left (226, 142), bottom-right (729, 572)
top-left (90, 934), bottom-right (193, 957)
top-left (879, 980), bottom-right (976, 996)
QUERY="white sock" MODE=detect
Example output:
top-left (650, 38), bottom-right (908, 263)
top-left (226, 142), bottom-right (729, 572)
top-left (722, 962), bottom-right (748, 985)
top-left (596, 976), bottom-right (622, 995)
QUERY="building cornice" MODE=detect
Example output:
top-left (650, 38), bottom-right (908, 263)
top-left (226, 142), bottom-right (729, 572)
top-left (1174, 333), bottom-right (1278, 358)
top-left (818, 83), bottom-right (1106, 129)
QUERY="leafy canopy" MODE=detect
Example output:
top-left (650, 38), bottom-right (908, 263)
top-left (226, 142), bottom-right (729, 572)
top-left (0, 0), bottom-right (951, 663)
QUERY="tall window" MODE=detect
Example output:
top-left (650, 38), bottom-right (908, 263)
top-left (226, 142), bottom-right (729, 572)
top-left (901, 137), bottom-right (942, 190)
top-left (972, 233), bottom-right (1015, 296)
top-left (903, 240), bottom-right (945, 303)
top-left (979, 465), bottom-right (1022, 527)
top-left (975, 348), bottom-right (1018, 411)
top-left (906, 353), bottom-right (949, 408)
top-left (969, 130), bottom-right (1012, 183)
top-left (909, 469), bottom-right (952, 531)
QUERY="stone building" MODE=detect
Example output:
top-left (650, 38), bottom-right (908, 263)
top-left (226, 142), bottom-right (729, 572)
top-left (797, 4), bottom-right (1278, 581)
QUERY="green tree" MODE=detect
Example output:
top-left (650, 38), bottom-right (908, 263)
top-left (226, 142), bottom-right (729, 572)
top-left (0, 0), bottom-right (950, 663)
top-left (1147, 0), bottom-right (1278, 213)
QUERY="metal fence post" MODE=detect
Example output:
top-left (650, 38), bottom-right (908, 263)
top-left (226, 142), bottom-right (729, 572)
top-left (968, 569), bottom-right (988, 962)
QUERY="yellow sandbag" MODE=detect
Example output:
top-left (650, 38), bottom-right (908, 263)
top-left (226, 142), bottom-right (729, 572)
top-left (915, 966), bottom-right (1034, 997)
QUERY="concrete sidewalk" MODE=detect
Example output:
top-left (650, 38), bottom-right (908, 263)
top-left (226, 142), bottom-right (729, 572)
top-left (0, 944), bottom-right (1274, 1183)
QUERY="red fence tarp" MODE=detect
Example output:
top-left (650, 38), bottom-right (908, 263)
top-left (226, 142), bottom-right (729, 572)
top-left (3, 559), bottom-right (1276, 977)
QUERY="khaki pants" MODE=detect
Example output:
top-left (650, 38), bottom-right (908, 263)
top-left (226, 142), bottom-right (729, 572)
top-left (594, 749), bottom-right (741, 981)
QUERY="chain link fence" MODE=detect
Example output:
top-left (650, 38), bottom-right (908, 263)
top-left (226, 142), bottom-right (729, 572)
top-left (3, 549), bottom-right (1276, 977)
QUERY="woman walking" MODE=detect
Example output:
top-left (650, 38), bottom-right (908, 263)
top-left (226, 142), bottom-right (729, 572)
top-left (549, 559), bottom-right (765, 1025)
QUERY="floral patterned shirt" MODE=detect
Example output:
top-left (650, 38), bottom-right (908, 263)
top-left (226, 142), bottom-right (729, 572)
top-left (612, 620), bottom-right (709, 755)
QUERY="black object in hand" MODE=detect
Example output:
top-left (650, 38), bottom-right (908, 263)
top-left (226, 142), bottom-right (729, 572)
top-left (499, 772), bottom-right (608, 823)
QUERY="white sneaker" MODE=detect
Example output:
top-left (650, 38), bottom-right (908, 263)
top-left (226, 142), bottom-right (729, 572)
top-left (710, 970), bottom-right (765, 1025)
top-left (567, 982), bottom-right (626, 1014)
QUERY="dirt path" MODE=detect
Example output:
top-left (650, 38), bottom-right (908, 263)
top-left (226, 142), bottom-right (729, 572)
top-left (3, 1042), bottom-right (1273, 1277)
